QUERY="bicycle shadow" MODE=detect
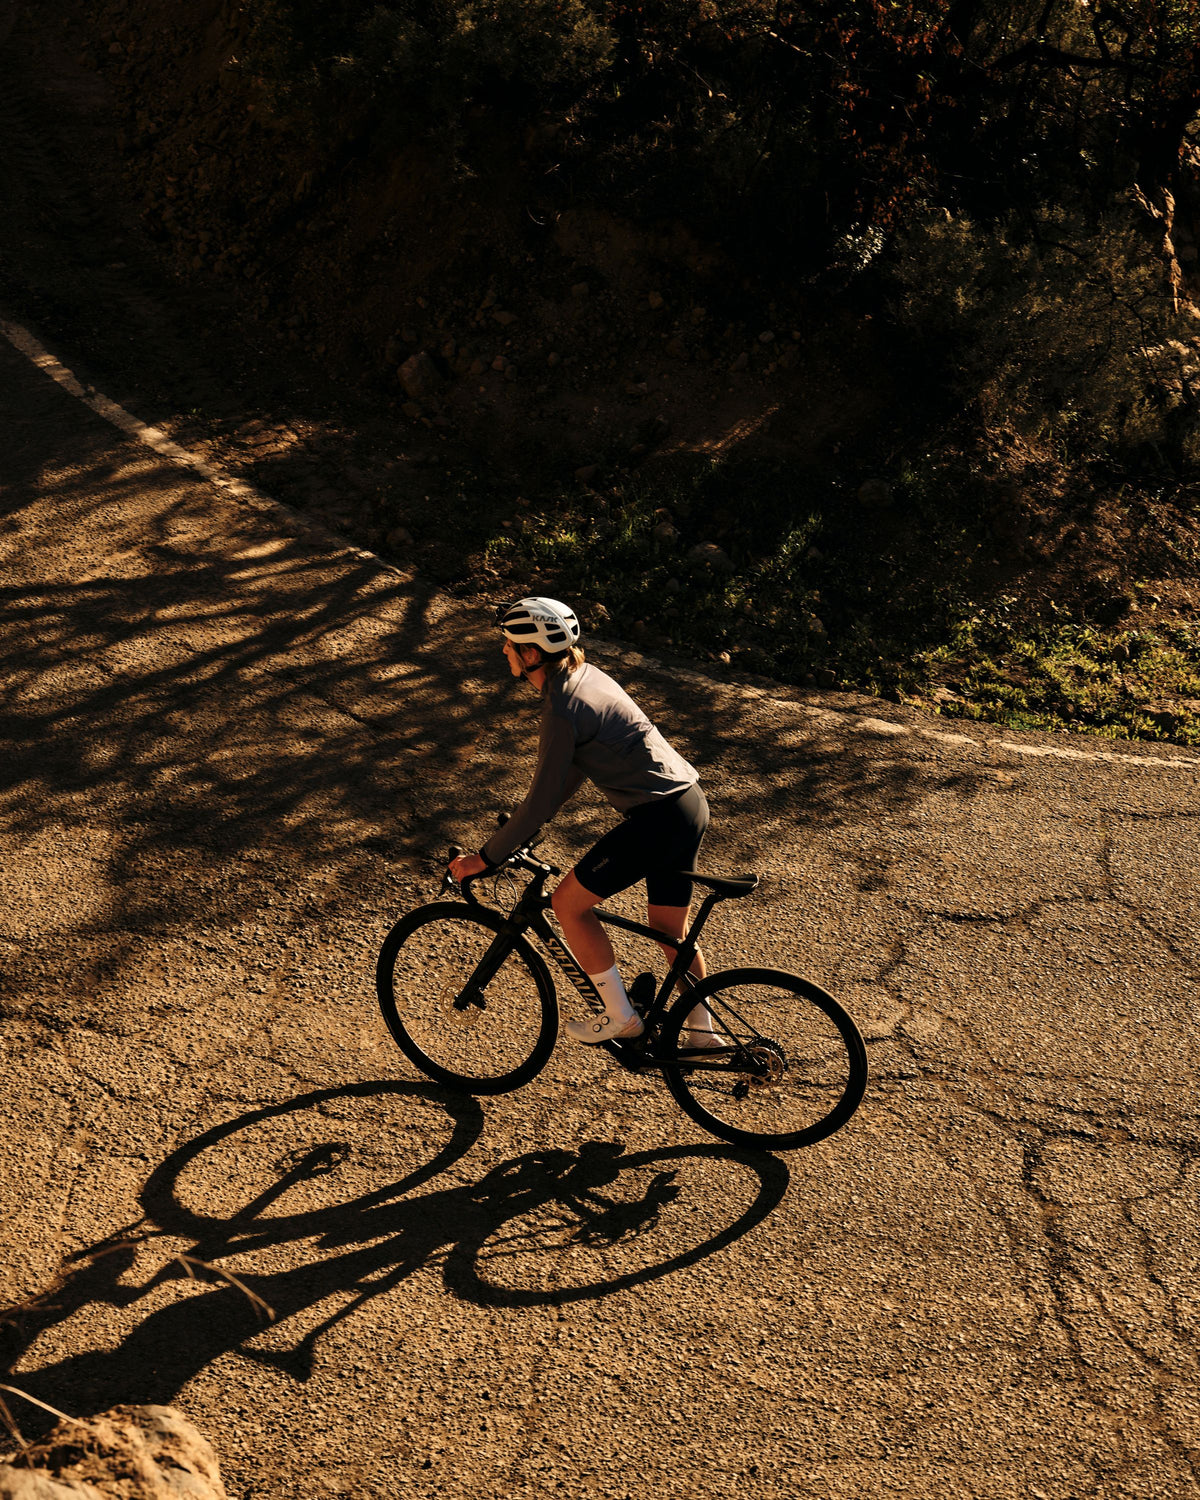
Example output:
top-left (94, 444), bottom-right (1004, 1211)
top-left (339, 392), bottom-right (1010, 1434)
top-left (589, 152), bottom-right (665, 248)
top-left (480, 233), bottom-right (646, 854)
top-left (2, 1082), bottom-right (788, 1415)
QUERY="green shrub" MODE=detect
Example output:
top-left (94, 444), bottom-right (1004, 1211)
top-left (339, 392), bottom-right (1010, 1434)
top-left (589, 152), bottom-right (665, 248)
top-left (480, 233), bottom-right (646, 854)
top-left (243, 0), bottom-right (614, 140)
top-left (887, 207), bottom-right (1197, 466)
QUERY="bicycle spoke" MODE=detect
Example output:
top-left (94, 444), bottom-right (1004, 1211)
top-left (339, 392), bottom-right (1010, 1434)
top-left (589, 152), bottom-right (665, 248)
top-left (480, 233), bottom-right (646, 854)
top-left (661, 969), bottom-right (866, 1150)
top-left (376, 904), bottom-right (556, 1093)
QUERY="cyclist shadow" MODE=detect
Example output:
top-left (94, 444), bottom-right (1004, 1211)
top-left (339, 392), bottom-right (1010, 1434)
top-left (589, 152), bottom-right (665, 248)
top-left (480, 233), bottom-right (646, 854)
top-left (3, 1082), bottom-right (789, 1414)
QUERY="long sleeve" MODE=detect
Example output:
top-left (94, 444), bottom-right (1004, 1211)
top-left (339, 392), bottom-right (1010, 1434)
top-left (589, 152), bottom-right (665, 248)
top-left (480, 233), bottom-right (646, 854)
top-left (480, 708), bottom-right (584, 866)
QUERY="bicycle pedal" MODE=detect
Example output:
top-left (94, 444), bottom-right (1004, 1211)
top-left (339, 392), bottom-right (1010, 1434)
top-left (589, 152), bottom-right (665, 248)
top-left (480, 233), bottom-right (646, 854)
top-left (628, 971), bottom-right (656, 1016)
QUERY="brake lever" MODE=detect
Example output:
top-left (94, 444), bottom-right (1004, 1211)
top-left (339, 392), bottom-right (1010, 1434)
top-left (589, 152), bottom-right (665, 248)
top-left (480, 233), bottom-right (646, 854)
top-left (444, 842), bottom-right (489, 908)
top-left (440, 845), bottom-right (463, 895)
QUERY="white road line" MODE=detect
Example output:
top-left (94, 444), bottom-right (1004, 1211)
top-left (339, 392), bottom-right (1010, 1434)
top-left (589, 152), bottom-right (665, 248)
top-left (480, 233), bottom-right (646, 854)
top-left (0, 314), bottom-right (389, 569)
top-left (5, 312), bottom-right (1200, 777)
top-left (996, 739), bottom-right (1200, 770)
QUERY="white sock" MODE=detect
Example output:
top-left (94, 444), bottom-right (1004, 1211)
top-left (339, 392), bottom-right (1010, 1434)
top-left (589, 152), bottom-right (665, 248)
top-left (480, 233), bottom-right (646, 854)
top-left (587, 966), bottom-right (636, 1025)
top-left (684, 1002), bottom-right (714, 1035)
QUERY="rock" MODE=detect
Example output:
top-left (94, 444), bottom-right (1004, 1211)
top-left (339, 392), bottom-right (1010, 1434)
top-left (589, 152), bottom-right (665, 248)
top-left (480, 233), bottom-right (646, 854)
top-left (648, 291), bottom-right (664, 309)
top-left (491, 310), bottom-right (518, 325)
top-left (0, 1407), bottom-right (225, 1500)
top-left (570, 282), bottom-right (590, 299)
top-left (652, 522), bottom-right (680, 545)
top-left (758, 330), bottom-right (775, 343)
top-left (490, 356), bottom-right (507, 372)
top-left (730, 352), bottom-right (749, 372)
top-left (574, 465), bottom-right (598, 484)
top-left (816, 668), bottom-right (837, 688)
top-left (687, 542), bottom-right (734, 573)
top-left (0, 1472), bottom-right (99, 1499)
top-left (546, 352), bottom-right (560, 367)
top-left (857, 478), bottom-right (893, 508)
top-left (400, 401), bottom-right (423, 420)
top-left (398, 351), bottom-right (443, 400)
top-left (637, 415), bottom-right (671, 446)
top-left (386, 526), bottom-right (413, 549)
top-left (664, 576), bottom-right (682, 594)
top-left (1093, 594), bottom-right (1134, 626)
top-left (803, 614), bottom-right (828, 641)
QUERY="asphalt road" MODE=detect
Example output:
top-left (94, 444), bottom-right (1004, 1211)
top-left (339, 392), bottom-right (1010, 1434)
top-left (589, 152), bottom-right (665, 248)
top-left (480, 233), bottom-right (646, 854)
top-left (3, 325), bottom-right (1200, 1500)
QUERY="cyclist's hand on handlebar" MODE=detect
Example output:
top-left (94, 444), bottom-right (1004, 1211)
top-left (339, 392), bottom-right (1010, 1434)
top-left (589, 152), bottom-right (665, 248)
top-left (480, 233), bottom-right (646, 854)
top-left (449, 852), bottom-right (487, 883)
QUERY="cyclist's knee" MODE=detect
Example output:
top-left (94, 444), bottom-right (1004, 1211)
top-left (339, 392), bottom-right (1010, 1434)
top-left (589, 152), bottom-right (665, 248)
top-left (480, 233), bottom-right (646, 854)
top-left (552, 871), bottom-right (598, 921)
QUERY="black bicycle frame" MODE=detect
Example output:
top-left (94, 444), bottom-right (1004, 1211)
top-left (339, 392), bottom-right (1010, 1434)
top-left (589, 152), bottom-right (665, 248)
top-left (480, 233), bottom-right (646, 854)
top-left (462, 865), bottom-right (727, 1070)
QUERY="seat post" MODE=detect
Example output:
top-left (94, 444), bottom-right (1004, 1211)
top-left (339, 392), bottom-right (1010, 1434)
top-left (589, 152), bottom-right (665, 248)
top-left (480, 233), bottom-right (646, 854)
top-left (669, 889), bottom-right (721, 974)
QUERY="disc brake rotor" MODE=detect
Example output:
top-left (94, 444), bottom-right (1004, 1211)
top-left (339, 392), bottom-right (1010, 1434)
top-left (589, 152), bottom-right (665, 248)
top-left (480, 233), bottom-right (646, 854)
top-left (743, 1040), bottom-right (786, 1089)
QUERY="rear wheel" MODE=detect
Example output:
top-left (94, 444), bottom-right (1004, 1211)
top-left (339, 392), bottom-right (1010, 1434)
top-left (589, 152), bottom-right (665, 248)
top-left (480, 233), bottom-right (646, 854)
top-left (376, 902), bottom-right (557, 1094)
top-left (660, 968), bottom-right (867, 1150)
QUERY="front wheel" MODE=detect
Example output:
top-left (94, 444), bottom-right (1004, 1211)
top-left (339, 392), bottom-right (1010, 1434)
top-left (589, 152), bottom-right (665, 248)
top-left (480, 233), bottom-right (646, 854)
top-left (376, 902), bottom-right (558, 1095)
top-left (660, 968), bottom-right (867, 1151)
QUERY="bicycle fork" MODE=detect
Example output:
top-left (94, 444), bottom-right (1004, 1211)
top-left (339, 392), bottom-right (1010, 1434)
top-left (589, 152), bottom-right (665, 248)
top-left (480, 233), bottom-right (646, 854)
top-left (452, 927), bottom-right (521, 1017)
top-left (453, 920), bottom-right (605, 1021)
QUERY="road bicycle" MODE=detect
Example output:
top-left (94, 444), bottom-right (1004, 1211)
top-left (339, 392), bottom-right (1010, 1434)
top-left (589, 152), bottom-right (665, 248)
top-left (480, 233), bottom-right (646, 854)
top-left (375, 837), bottom-right (867, 1152)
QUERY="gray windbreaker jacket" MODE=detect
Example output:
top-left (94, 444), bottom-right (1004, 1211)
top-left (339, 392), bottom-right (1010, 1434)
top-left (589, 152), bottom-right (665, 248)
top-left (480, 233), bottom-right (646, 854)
top-left (481, 663), bottom-right (698, 867)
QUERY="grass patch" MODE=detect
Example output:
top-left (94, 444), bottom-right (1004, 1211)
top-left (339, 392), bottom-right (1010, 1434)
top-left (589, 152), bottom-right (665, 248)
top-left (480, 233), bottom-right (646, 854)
top-left (471, 451), bottom-right (1200, 747)
top-left (915, 614), bottom-right (1200, 744)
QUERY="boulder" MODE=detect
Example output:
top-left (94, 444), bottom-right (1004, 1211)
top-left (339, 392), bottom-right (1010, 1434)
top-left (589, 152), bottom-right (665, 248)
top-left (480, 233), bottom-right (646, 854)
top-left (0, 1407), bottom-right (225, 1500)
top-left (687, 542), bottom-right (734, 573)
top-left (857, 478), bottom-right (893, 509)
top-left (397, 351), bottom-right (443, 400)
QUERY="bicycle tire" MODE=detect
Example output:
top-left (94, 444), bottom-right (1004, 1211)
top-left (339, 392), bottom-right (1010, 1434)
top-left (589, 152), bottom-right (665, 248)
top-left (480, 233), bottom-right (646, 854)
top-left (660, 967), bottom-right (867, 1151)
top-left (376, 902), bottom-right (558, 1095)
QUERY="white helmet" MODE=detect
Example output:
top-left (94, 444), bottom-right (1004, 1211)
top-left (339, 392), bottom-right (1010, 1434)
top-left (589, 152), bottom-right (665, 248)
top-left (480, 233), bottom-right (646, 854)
top-left (498, 596), bottom-right (581, 654)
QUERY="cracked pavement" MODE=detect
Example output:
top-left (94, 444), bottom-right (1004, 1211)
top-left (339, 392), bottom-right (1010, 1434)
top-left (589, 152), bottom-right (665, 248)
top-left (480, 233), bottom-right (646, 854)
top-left (3, 328), bottom-right (1200, 1499)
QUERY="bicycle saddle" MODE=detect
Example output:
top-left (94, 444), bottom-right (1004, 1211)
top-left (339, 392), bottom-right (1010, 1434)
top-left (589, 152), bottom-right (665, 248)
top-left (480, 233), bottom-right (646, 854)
top-left (682, 870), bottom-right (760, 899)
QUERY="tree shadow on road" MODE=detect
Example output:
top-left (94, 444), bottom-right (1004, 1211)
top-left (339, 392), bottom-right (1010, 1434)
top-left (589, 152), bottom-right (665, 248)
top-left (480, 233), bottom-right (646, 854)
top-left (0, 1082), bottom-right (788, 1419)
top-left (0, 398), bottom-right (997, 1021)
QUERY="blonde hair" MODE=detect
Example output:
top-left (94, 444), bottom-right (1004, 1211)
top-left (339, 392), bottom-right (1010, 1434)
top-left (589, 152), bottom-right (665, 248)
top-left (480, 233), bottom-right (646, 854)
top-left (544, 644), bottom-right (586, 674)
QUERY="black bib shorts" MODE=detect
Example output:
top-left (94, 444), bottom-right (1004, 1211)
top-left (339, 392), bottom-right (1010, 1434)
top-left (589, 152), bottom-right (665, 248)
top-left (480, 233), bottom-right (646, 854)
top-left (573, 782), bottom-right (710, 908)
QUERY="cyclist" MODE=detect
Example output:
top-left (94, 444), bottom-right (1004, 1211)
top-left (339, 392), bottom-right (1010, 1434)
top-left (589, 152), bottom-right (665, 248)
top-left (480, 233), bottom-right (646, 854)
top-left (449, 596), bottom-right (717, 1047)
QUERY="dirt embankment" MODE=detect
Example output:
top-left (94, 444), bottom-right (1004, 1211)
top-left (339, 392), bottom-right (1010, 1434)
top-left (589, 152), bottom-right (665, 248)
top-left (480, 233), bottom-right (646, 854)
top-left (72, 0), bottom-right (892, 482)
